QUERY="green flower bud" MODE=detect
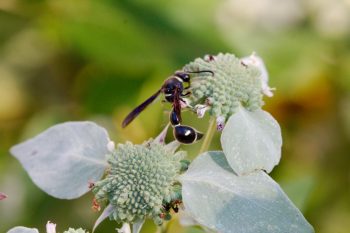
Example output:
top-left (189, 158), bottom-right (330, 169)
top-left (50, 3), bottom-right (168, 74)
top-left (184, 53), bottom-right (264, 121)
top-left (92, 141), bottom-right (187, 225)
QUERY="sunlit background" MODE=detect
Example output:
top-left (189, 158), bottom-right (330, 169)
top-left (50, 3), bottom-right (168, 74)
top-left (1, 0), bottom-right (350, 232)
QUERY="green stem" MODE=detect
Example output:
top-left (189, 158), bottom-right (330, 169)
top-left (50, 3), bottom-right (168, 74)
top-left (199, 117), bottom-right (216, 154)
top-left (156, 119), bottom-right (216, 233)
top-left (156, 222), bottom-right (168, 233)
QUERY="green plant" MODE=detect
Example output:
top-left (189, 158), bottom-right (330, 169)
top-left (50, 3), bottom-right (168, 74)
top-left (7, 53), bottom-right (313, 233)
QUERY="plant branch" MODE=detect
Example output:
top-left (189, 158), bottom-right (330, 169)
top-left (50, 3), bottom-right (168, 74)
top-left (156, 223), bottom-right (168, 233)
top-left (199, 117), bottom-right (216, 154)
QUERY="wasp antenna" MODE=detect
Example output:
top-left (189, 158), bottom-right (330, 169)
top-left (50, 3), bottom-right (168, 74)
top-left (186, 70), bottom-right (214, 76)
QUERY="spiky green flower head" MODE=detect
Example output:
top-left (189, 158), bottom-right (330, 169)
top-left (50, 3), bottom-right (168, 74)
top-left (63, 228), bottom-right (87, 233)
top-left (93, 140), bottom-right (187, 225)
top-left (184, 53), bottom-right (272, 130)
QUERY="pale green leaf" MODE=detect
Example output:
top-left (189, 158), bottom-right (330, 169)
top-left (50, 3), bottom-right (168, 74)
top-left (180, 151), bottom-right (314, 233)
top-left (7, 227), bottom-right (39, 233)
top-left (10, 121), bottom-right (110, 199)
top-left (221, 108), bottom-right (282, 175)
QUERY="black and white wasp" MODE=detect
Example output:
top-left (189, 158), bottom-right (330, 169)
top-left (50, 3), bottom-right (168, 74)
top-left (122, 70), bottom-right (214, 144)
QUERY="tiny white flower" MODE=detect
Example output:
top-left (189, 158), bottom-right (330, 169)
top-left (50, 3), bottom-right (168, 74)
top-left (107, 140), bottom-right (115, 152)
top-left (241, 52), bottom-right (275, 97)
top-left (180, 98), bottom-right (190, 108)
top-left (195, 104), bottom-right (209, 118)
top-left (117, 223), bottom-right (131, 233)
top-left (216, 116), bottom-right (226, 131)
top-left (46, 221), bottom-right (56, 233)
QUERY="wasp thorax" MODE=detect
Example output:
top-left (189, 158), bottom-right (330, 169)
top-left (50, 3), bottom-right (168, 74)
top-left (92, 141), bottom-right (186, 225)
top-left (184, 53), bottom-right (264, 121)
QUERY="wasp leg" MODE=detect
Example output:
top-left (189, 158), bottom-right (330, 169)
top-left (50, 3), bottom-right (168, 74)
top-left (181, 91), bottom-right (191, 97)
top-left (184, 81), bottom-right (191, 89)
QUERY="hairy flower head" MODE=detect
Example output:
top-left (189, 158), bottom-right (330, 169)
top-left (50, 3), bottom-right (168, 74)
top-left (93, 140), bottom-right (186, 225)
top-left (184, 53), bottom-right (266, 129)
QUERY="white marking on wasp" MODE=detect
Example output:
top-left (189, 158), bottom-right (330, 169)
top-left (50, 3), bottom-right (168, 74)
top-left (174, 76), bottom-right (184, 82)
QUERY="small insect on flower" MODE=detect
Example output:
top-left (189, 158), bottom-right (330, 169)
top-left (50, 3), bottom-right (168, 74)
top-left (92, 197), bottom-right (101, 212)
top-left (122, 70), bottom-right (214, 144)
top-left (163, 199), bottom-right (182, 213)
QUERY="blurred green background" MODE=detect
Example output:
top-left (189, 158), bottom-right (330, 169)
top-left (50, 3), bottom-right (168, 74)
top-left (1, 0), bottom-right (350, 232)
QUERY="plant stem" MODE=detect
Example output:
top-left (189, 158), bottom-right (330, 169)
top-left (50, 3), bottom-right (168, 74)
top-left (199, 117), bottom-right (216, 154)
top-left (156, 118), bottom-right (216, 233)
top-left (156, 223), bottom-right (168, 233)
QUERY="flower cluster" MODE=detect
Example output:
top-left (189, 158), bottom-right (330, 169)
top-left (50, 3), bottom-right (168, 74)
top-left (92, 140), bottom-right (187, 225)
top-left (183, 53), bottom-right (273, 130)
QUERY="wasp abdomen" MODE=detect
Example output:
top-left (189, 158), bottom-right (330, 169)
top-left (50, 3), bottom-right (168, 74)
top-left (173, 125), bottom-right (203, 144)
top-left (170, 109), bottom-right (180, 126)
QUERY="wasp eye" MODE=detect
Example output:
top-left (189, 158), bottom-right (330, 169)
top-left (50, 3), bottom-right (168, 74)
top-left (168, 86), bottom-right (175, 92)
top-left (175, 72), bottom-right (190, 81)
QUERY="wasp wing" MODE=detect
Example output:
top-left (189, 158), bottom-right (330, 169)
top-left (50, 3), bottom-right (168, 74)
top-left (122, 90), bottom-right (161, 128)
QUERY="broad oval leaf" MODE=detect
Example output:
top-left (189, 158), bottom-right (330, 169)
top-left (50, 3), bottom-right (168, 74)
top-left (7, 227), bottom-right (39, 233)
top-left (180, 151), bottom-right (314, 233)
top-left (221, 108), bottom-right (282, 175)
top-left (10, 121), bottom-right (110, 199)
top-left (179, 209), bottom-right (198, 227)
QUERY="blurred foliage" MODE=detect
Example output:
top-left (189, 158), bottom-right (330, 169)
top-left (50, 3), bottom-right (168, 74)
top-left (1, 0), bottom-right (350, 232)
